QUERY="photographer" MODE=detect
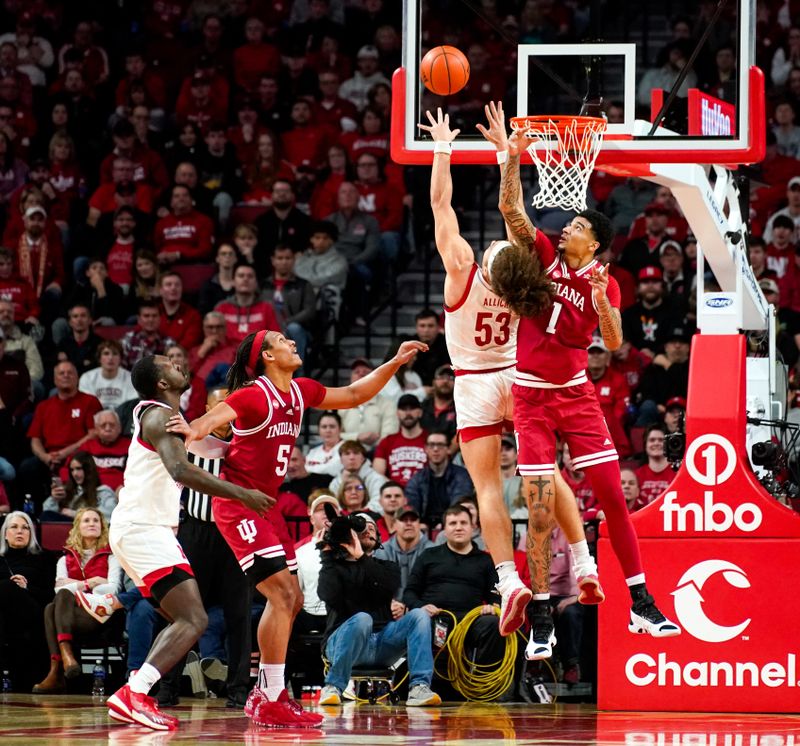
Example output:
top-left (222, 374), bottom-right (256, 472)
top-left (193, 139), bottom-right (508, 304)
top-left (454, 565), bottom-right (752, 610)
top-left (316, 509), bottom-right (440, 708)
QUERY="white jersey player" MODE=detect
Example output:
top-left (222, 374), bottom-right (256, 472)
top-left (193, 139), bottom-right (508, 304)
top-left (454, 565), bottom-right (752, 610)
top-left (106, 355), bottom-right (270, 732)
top-left (421, 107), bottom-right (603, 649)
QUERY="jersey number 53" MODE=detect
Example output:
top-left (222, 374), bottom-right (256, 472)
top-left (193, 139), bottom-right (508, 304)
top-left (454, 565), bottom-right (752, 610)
top-left (474, 311), bottom-right (511, 347)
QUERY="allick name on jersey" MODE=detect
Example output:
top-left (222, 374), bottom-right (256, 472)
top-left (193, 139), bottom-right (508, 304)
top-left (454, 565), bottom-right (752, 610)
top-left (553, 282), bottom-right (585, 311)
top-left (482, 296), bottom-right (508, 308)
top-left (266, 422), bottom-right (300, 439)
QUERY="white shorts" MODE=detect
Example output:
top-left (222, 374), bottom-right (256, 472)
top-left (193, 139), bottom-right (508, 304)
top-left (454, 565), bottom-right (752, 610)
top-left (454, 366), bottom-right (515, 442)
top-left (109, 522), bottom-right (193, 598)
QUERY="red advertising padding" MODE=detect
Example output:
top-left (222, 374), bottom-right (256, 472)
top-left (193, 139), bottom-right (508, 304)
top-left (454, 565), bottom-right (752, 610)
top-left (598, 538), bottom-right (800, 712)
top-left (597, 334), bottom-right (800, 712)
top-left (688, 89), bottom-right (737, 136)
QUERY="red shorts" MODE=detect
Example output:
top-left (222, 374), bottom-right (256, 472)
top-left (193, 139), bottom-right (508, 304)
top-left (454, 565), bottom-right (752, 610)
top-left (512, 380), bottom-right (618, 477)
top-left (212, 496), bottom-right (297, 579)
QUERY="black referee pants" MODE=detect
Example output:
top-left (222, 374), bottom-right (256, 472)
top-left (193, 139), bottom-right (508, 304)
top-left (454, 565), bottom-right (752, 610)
top-left (179, 514), bottom-right (253, 701)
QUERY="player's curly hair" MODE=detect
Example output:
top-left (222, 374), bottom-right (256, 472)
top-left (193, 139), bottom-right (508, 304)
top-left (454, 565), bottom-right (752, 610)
top-left (490, 242), bottom-right (555, 318)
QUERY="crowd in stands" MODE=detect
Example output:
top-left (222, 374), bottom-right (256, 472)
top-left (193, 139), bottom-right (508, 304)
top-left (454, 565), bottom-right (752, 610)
top-left (1, 0), bottom-right (799, 704)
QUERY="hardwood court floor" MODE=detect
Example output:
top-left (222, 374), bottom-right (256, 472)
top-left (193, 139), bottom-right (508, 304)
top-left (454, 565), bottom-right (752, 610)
top-left (1, 695), bottom-right (799, 745)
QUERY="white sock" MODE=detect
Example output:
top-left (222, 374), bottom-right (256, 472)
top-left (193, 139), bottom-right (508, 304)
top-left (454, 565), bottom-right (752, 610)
top-left (495, 561), bottom-right (521, 590)
top-left (626, 573), bottom-right (646, 587)
top-left (129, 662), bottom-right (161, 695)
top-left (258, 663), bottom-right (285, 701)
top-left (569, 540), bottom-right (591, 566)
top-left (532, 593), bottom-right (550, 601)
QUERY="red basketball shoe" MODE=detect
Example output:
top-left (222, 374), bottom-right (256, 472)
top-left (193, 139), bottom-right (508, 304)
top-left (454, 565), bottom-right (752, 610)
top-left (108, 684), bottom-right (179, 730)
top-left (577, 574), bottom-right (606, 604)
top-left (497, 580), bottom-right (532, 637)
top-left (251, 689), bottom-right (324, 728)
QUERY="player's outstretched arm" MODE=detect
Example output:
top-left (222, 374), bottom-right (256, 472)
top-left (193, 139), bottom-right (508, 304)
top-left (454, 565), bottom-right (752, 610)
top-left (589, 264), bottom-right (623, 350)
top-left (146, 406), bottom-right (273, 515)
top-left (497, 125), bottom-right (538, 249)
top-left (317, 340), bottom-right (428, 410)
top-left (418, 108), bottom-right (474, 278)
top-left (167, 402), bottom-right (237, 447)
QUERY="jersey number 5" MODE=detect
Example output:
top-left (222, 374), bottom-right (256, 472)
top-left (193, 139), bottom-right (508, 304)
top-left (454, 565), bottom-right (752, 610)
top-left (276, 443), bottom-right (291, 478)
top-left (474, 312), bottom-right (511, 346)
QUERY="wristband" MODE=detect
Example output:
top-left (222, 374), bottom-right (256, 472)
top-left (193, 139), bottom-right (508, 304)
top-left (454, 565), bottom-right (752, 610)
top-left (496, 150), bottom-right (509, 164)
top-left (433, 141), bottom-right (452, 155)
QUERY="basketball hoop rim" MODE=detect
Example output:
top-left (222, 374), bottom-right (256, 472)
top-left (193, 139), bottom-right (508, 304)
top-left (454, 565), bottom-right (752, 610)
top-left (510, 115), bottom-right (607, 137)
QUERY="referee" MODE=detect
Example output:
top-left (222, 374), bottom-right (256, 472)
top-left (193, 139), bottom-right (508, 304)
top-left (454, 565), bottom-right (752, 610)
top-left (180, 386), bottom-right (253, 708)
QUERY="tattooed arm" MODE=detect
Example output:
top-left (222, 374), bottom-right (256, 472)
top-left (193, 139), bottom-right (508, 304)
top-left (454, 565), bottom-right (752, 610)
top-left (589, 265), bottom-right (623, 351)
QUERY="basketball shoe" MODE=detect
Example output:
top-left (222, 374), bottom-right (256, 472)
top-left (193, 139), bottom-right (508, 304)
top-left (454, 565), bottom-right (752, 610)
top-left (628, 594), bottom-right (681, 637)
top-left (525, 614), bottom-right (556, 660)
top-left (496, 577), bottom-right (533, 637)
top-left (572, 556), bottom-right (605, 605)
top-left (107, 684), bottom-right (179, 730)
top-left (247, 687), bottom-right (323, 727)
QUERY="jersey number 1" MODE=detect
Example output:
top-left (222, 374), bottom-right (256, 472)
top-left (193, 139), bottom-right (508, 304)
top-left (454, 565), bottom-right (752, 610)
top-left (545, 302), bottom-right (563, 334)
top-left (474, 312), bottom-right (511, 346)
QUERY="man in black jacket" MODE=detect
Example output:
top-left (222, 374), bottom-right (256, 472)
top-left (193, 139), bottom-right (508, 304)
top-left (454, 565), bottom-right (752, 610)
top-left (404, 505), bottom-right (508, 687)
top-left (316, 515), bottom-right (440, 707)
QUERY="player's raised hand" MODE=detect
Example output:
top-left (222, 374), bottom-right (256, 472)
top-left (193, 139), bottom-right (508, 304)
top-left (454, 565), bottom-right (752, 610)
top-left (241, 488), bottom-right (275, 516)
top-left (393, 340), bottom-right (429, 365)
top-left (507, 121), bottom-right (530, 157)
top-left (587, 263), bottom-right (610, 303)
top-left (418, 107), bottom-right (460, 142)
top-left (476, 101), bottom-right (508, 151)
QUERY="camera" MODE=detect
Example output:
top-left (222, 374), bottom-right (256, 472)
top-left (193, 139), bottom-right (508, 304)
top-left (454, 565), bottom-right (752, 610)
top-left (317, 502), bottom-right (367, 560)
top-left (663, 412), bottom-right (686, 468)
top-left (751, 440), bottom-right (780, 469)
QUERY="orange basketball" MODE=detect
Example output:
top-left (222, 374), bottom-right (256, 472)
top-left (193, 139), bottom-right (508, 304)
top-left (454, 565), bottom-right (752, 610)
top-left (420, 45), bottom-right (470, 96)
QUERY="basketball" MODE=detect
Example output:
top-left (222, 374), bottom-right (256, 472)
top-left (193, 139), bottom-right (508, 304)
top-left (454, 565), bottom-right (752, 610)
top-left (420, 45), bottom-right (470, 96)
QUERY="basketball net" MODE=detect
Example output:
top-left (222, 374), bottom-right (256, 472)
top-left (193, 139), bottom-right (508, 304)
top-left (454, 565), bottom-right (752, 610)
top-left (510, 116), bottom-right (606, 212)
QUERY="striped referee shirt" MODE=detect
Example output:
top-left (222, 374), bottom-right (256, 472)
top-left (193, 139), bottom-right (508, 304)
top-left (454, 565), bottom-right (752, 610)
top-left (184, 436), bottom-right (231, 523)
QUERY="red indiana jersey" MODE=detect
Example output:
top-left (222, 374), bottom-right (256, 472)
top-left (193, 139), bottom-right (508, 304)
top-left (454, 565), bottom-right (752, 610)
top-left (221, 376), bottom-right (325, 498)
top-left (516, 231), bottom-right (621, 385)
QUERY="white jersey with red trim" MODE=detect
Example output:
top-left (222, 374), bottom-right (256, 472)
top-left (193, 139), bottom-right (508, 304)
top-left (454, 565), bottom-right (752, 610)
top-left (444, 264), bottom-right (518, 372)
top-left (112, 400), bottom-right (183, 528)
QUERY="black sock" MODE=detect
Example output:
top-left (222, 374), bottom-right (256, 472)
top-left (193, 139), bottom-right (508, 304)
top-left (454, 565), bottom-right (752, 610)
top-left (629, 583), bottom-right (649, 604)
top-left (531, 600), bottom-right (551, 617)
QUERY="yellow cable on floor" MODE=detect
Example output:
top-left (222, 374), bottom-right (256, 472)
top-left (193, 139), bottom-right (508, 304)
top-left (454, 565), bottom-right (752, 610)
top-left (432, 607), bottom-right (521, 702)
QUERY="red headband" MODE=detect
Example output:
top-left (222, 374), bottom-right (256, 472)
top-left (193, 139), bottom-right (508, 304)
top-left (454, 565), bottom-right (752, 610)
top-left (248, 329), bottom-right (268, 373)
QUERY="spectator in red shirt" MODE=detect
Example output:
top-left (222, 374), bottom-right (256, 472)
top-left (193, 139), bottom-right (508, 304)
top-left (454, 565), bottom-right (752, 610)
top-left (227, 96), bottom-right (268, 168)
top-left (103, 206), bottom-right (137, 290)
top-left (158, 271), bottom-right (202, 349)
top-left (188, 310), bottom-right (237, 382)
top-left (310, 144), bottom-right (353, 220)
top-left (280, 98), bottom-right (331, 171)
top-left (19, 361), bottom-right (102, 509)
top-left (57, 21), bottom-right (109, 88)
top-left (214, 263), bottom-right (280, 344)
top-left (766, 214), bottom-right (795, 279)
top-left (99, 119), bottom-right (168, 192)
top-left (86, 157), bottom-right (153, 228)
top-left (634, 425), bottom-right (673, 510)
top-left (242, 131), bottom-right (294, 203)
top-left (0, 246), bottom-right (39, 324)
top-left (587, 337), bottom-right (632, 458)
top-left (114, 49), bottom-right (167, 120)
top-left (175, 72), bottom-right (228, 134)
top-left (611, 338), bottom-right (651, 392)
top-left (353, 151), bottom-right (404, 263)
top-left (621, 468), bottom-right (641, 513)
top-left (314, 70), bottom-right (358, 133)
top-left (46, 131), bottom-right (83, 226)
top-left (78, 409), bottom-right (131, 492)
top-left (748, 236), bottom-right (777, 283)
top-left (341, 107), bottom-right (390, 164)
top-left (233, 17), bottom-right (281, 92)
top-left (372, 394), bottom-right (428, 487)
top-left (153, 184), bottom-right (214, 265)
